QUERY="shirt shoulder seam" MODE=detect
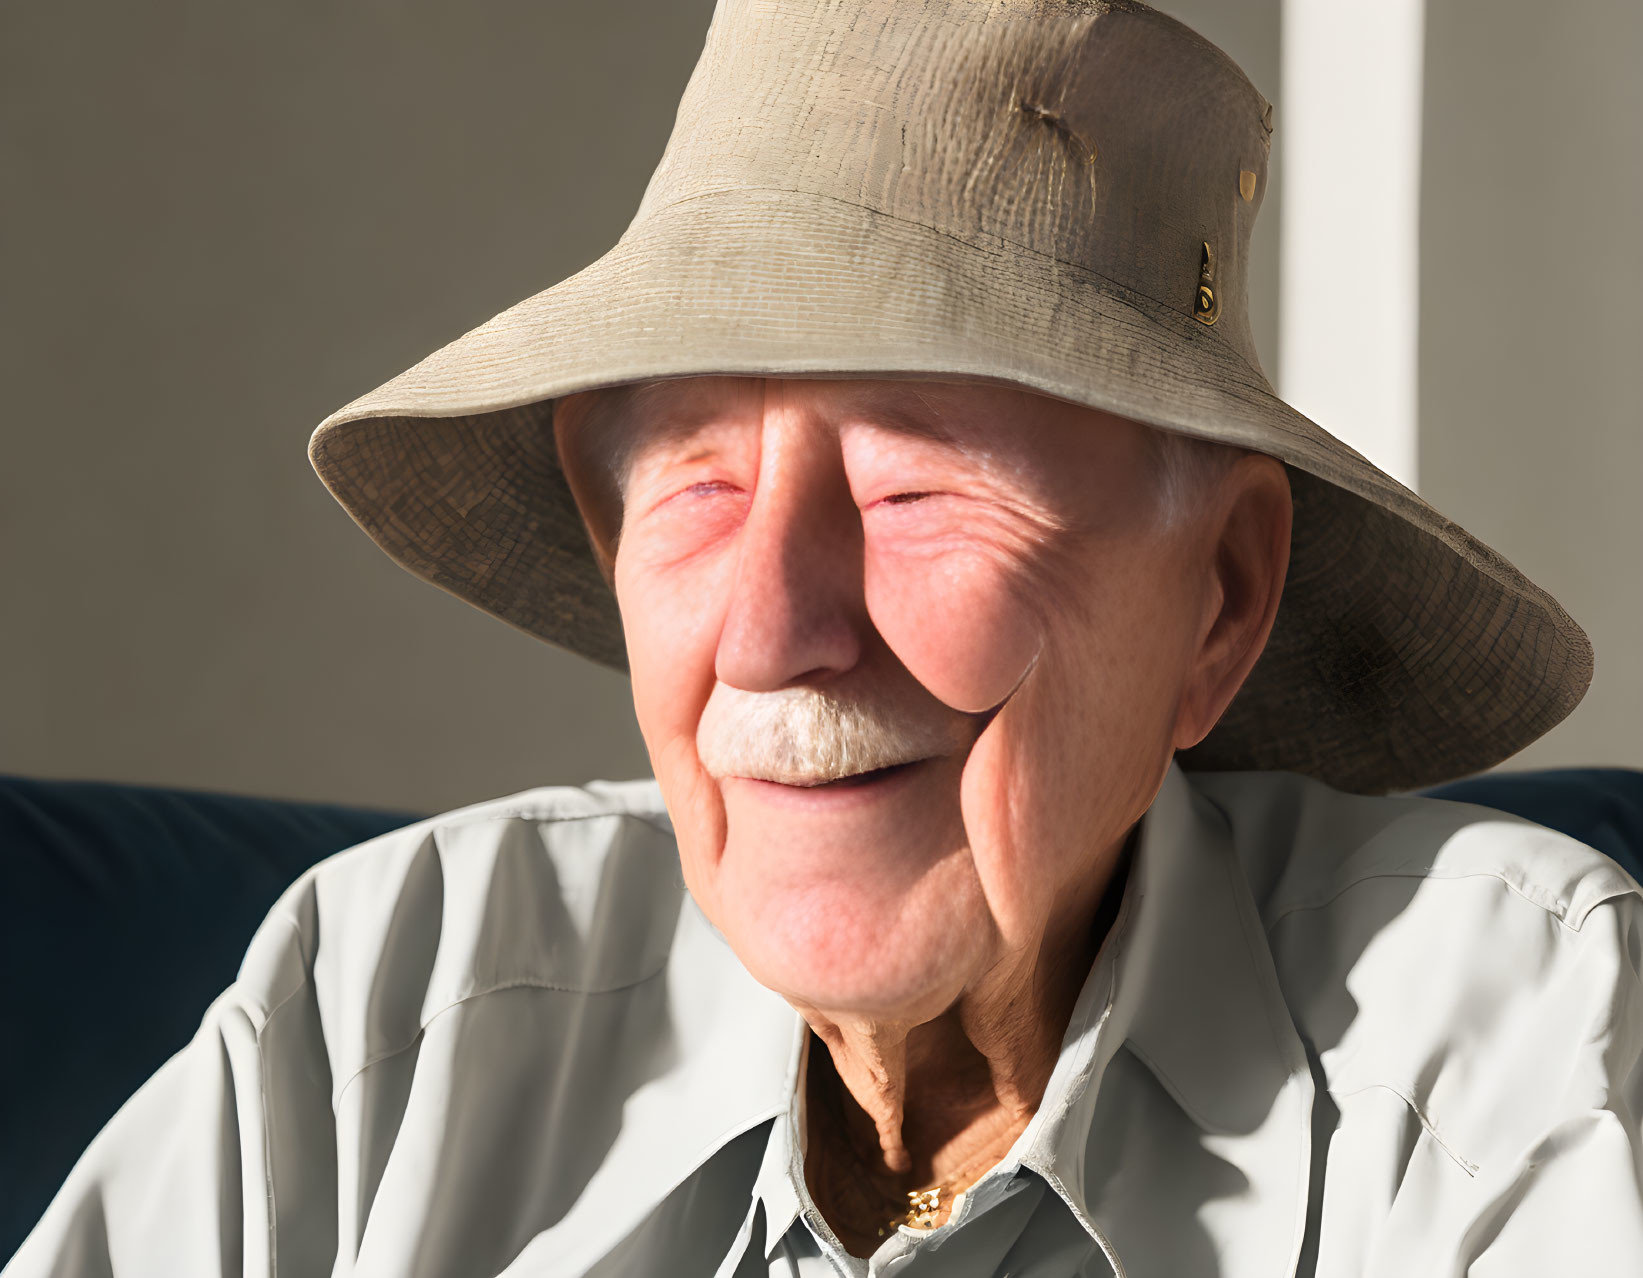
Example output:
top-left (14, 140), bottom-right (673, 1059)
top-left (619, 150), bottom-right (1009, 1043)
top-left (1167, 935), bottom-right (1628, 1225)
top-left (1265, 866), bottom-right (1624, 933)
top-left (1329, 1079), bottom-right (1481, 1176)
top-left (417, 795), bottom-right (673, 839)
top-left (328, 969), bottom-right (671, 1107)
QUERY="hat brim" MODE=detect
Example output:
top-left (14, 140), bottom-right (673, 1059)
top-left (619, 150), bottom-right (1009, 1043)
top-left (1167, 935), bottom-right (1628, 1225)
top-left (309, 186), bottom-right (1591, 794)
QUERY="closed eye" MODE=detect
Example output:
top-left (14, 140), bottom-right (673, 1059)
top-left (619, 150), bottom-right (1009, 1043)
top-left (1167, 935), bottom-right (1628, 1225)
top-left (632, 476), bottom-right (745, 525)
top-left (879, 491), bottom-right (934, 506)
top-left (684, 479), bottom-right (739, 498)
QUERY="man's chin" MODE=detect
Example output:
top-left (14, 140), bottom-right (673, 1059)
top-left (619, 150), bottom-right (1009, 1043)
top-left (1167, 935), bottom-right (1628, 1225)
top-left (706, 838), bottom-right (991, 1025)
top-left (739, 923), bottom-right (982, 1028)
top-left (707, 775), bottom-right (967, 911)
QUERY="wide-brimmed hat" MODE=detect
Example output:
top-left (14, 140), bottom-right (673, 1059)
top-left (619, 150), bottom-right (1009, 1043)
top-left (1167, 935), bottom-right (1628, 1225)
top-left (308, 0), bottom-right (1590, 795)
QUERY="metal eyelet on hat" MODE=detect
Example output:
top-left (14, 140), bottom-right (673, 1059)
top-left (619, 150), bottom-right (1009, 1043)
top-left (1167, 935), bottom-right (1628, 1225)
top-left (1194, 241), bottom-right (1221, 325)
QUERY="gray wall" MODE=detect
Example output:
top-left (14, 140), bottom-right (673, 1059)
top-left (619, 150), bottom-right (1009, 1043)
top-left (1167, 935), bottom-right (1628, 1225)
top-left (2, 2), bottom-right (712, 810)
top-left (1418, 0), bottom-right (1643, 770)
top-left (2, 1), bottom-right (1636, 813)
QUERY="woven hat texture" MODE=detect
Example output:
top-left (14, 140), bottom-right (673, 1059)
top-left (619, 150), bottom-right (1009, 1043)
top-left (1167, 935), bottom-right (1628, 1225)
top-left (309, 0), bottom-right (1591, 794)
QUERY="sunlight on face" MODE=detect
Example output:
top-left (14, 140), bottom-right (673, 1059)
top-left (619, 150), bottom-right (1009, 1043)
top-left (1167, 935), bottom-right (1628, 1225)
top-left (554, 377), bottom-right (1218, 1021)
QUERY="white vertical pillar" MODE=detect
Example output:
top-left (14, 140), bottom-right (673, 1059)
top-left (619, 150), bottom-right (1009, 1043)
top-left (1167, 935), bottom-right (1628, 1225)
top-left (1279, 0), bottom-right (1426, 491)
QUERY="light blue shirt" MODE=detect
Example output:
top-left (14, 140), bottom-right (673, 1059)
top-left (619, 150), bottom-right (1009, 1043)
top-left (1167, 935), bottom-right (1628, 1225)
top-left (9, 763), bottom-right (1643, 1276)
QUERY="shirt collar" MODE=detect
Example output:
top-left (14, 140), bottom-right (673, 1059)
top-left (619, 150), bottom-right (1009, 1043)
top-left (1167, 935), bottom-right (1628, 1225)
top-left (748, 1028), bottom-right (815, 1257)
top-left (1018, 760), bottom-right (1317, 1278)
top-left (720, 761), bottom-right (1317, 1278)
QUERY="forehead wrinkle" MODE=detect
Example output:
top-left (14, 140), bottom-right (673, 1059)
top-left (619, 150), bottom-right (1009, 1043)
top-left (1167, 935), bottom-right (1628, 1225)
top-left (597, 374), bottom-right (1014, 446)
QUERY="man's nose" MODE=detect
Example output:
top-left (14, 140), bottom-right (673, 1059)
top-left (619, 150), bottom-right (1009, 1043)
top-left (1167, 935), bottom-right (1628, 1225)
top-left (714, 433), bottom-right (866, 692)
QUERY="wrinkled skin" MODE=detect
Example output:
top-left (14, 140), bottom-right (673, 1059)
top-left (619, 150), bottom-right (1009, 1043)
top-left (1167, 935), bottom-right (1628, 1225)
top-left (554, 376), bottom-right (1291, 1253)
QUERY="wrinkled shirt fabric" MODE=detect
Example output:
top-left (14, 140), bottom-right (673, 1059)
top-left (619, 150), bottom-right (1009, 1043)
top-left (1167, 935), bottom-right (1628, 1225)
top-left (8, 762), bottom-right (1643, 1277)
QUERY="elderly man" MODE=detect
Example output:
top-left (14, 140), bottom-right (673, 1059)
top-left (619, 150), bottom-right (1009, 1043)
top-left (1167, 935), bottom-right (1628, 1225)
top-left (10, 2), bottom-right (1641, 1276)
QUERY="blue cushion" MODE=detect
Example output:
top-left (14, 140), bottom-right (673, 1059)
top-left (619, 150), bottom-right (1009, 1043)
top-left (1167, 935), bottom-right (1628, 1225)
top-left (0, 775), bottom-right (422, 1261)
top-left (1421, 767), bottom-right (1643, 885)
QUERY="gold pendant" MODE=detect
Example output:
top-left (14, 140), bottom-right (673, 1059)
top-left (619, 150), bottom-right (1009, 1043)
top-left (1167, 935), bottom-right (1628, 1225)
top-left (903, 1186), bottom-right (944, 1228)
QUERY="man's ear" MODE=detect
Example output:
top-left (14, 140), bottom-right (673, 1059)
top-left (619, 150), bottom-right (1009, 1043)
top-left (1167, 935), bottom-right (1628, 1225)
top-left (552, 393), bottom-right (623, 586)
top-left (1172, 455), bottom-right (1292, 750)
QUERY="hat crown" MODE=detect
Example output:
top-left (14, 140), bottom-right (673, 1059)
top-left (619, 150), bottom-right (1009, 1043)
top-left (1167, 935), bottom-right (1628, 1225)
top-left (636, 0), bottom-right (1274, 373)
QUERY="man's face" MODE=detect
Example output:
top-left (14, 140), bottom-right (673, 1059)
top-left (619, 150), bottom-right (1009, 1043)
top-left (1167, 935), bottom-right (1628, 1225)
top-left (555, 377), bottom-right (1231, 1022)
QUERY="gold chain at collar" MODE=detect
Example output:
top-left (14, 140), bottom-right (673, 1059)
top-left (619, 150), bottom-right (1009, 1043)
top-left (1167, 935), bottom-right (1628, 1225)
top-left (903, 1186), bottom-right (946, 1228)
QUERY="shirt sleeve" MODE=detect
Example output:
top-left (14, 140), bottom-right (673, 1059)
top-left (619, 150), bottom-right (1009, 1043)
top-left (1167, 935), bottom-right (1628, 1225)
top-left (1461, 890), bottom-right (1643, 1276)
top-left (4, 902), bottom-right (338, 1278)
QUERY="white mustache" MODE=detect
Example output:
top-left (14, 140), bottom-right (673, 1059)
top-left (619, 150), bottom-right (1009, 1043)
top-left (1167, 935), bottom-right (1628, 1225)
top-left (696, 680), bottom-right (975, 786)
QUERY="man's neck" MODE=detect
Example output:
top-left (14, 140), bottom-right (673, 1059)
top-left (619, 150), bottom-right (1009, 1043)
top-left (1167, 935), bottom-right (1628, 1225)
top-left (798, 831), bottom-right (1135, 1255)
top-left (800, 1020), bottom-right (1040, 1253)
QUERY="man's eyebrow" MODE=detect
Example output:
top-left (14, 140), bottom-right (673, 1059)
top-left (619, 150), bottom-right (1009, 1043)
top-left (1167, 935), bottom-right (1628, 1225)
top-left (841, 386), bottom-right (976, 445)
top-left (842, 386), bottom-right (1029, 466)
top-left (582, 383), bottom-right (727, 488)
top-left (617, 413), bottom-right (738, 471)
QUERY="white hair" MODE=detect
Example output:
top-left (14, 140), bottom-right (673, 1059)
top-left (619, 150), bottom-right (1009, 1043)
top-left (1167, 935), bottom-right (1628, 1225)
top-left (1144, 426), bottom-right (1250, 527)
